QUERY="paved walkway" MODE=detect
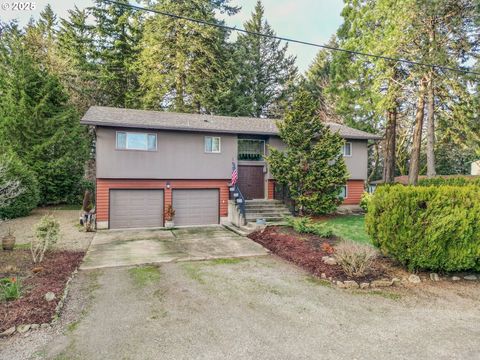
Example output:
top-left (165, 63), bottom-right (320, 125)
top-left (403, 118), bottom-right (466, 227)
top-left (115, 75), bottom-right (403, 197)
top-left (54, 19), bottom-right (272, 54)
top-left (80, 226), bottom-right (268, 270)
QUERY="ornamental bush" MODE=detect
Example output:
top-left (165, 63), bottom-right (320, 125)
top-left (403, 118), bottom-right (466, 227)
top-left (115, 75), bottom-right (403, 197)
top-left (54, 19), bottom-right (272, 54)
top-left (365, 185), bottom-right (480, 272)
top-left (0, 151), bottom-right (40, 219)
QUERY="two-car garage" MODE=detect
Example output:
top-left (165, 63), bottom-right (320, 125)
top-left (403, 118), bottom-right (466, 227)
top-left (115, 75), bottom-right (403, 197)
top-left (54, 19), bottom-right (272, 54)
top-left (109, 189), bottom-right (219, 229)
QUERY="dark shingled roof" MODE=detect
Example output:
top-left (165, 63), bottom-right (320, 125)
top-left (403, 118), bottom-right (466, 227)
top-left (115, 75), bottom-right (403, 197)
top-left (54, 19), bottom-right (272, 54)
top-left (81, 106), bottom-right (382, 140)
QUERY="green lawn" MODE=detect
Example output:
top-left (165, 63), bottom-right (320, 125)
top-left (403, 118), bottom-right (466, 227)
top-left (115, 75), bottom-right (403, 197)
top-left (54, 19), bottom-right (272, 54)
top-left (319, 215), bottom-right (371, 244)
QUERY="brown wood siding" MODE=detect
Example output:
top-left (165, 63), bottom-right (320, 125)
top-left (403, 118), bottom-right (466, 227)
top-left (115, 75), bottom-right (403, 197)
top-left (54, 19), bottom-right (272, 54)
top-left (238, 165), bottom-right (265, 200)
top-left (342, 180), bottom-right (365, 205)
top-left (96, 179), bottom-right (229, 222)
top-left (267, 180), bottom-right (275, 200)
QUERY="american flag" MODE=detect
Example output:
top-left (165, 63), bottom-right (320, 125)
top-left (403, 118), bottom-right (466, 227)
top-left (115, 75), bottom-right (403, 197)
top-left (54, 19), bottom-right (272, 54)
top-left (231, 161), bottom-right (238, 185)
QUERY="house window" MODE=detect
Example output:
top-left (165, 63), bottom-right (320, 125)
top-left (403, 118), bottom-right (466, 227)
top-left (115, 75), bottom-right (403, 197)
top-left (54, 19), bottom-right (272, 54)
top-left (205, 136), bottom-right (221, 153)
top-left (339, 185), bottom-right (348, 199)
top-left (342, 142), bottom-right (352, 157)
top-left (116, 131), bottom-right (157, 151)
top-left (238, 139), bottom-right (265, 161)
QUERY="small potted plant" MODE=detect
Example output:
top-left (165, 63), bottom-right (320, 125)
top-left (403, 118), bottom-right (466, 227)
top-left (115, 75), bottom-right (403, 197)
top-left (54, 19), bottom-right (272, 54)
top-left (164, 205), bottom-right (175, 228)
top-left (2, 225), bottom-right (16, 251)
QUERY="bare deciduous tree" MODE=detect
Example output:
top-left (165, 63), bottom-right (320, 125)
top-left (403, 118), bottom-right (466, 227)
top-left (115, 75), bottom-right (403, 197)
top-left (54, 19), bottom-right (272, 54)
top-left (0, 162), bottom-right (24, 210)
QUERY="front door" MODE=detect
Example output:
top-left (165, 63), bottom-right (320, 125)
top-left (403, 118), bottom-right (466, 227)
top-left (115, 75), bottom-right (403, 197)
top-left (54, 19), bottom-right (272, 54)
top-left (238, 165), bottom-right (265, 200)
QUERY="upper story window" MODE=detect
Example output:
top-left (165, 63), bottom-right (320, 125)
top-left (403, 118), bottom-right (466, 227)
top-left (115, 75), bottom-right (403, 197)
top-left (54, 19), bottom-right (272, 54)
top-left (342, 142), bottom-right (352, 157)
top-left (116, 131), bottom-right (157, 151)
top-left (205, 136), bottom-right (221, 153)
top-left (238, 139), bottom-right (265, 161)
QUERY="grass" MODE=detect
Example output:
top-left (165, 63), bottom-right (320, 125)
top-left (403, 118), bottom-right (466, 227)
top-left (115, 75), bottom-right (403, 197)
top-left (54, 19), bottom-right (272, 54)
top-left (128, 265), bottom-right (161, 287)
top-left (319, 215), bottom-right (371, 244)
top-left (207, 258), bottom-right (245, 265)
top-left (181, 263), bottom-right (206, 284)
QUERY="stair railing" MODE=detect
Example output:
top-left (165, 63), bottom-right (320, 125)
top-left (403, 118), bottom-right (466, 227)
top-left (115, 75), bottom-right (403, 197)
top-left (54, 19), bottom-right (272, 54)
top-left (229, 183), bottom-right (246, 219)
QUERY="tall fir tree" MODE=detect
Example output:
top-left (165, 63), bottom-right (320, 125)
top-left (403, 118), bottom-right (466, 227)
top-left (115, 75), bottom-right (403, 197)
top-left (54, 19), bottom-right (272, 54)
top-left (57, 6), bottom-right (99, 112)
top-left (231, 1), bottom-right (297, 118)
top-left (137, 0), bottom-right (238, 113)
top-left (89, 0), bottom-right (144, 108)
top-left (267, 88), bottom-right (349, 215)
top-left (0, 25), bottom-right (89, 205)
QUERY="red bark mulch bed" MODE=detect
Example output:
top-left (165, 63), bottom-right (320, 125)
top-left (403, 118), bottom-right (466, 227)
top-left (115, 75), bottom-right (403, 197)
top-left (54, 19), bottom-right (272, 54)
top-left (0, 250), bottom-right (84, 332)
top-left (249, 226), bottom-right (395, 283)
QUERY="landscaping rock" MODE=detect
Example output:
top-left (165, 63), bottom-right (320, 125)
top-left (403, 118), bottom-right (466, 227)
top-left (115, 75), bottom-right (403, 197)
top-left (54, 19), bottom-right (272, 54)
top-left (336, 281), bottom-right (346, 288)
top-left (451, 276), bottom-right (461, 281)
top-left (320, 273), bottom-right (327, 279)
top-left (408, 274), bottom-right (421, 284)
top-left (464, 275), bottom-right (478, 281)
top-left (44, 291), bottom-right (56, 302)
top-left (0, 326), bottom-right (16, 337)
top-left (343, 280), bottom-right (359, 289)
top-left (322, 256), bottom-right (337, 266)
top-left (360, 282), bottom-right (370, 289)
top-left (30, 324), bottom-right (40, 330)
top-left (392, 278), bottom-right (401, 286)
top-left (430, 273), bottom-right (440, 282)
top-left (40, 323), bottom-right (50, 330)
top-left (371, 279), bottom-right (393, 288)
top-left (16, 324), bottom-right (31, 334)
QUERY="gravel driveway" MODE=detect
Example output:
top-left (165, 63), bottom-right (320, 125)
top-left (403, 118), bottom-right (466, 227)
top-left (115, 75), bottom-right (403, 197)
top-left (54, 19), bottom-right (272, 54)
top-left (2, 255), bottom-right (479, 360)
top-left (0, 208), bottom-right (94, 251)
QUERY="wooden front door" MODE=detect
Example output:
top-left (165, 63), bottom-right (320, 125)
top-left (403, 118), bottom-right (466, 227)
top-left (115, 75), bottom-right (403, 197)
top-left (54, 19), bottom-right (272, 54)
top-left (238, 165), bottom-right (265, 200)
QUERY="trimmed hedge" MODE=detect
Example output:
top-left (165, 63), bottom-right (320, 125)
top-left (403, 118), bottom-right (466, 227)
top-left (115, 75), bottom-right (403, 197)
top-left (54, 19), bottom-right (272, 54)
top-left (0, 152), bottom-right (40, 219)
top-left (365, 185), bottom-right (480, 272)
top-left (418, 176), bottom-right (480, 187)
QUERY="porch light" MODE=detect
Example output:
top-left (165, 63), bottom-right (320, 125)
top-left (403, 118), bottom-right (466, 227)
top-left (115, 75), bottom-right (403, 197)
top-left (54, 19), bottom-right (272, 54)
top-left (166, 181), bottom-right (171, 189)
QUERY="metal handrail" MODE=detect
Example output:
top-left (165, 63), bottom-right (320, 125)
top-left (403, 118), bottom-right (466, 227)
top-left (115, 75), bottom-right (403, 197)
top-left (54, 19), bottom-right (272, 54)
top-left (230, 183), bottom-right (246, 218)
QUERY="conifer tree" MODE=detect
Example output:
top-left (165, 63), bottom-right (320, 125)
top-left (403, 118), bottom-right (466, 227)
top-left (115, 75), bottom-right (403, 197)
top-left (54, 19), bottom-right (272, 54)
top-left (232, 1), bottom-right (297, 118)
top-left (137, 0), bottom-right (238, 113)
top-left (267, 89), bottom-right (349, 215)
top-left (0, 26), bottom-right (88, 204)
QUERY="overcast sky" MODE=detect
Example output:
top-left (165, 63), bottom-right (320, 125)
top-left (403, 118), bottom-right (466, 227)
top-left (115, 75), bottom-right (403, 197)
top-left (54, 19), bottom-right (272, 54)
top-left (1, 0), bottom-right (344, 72)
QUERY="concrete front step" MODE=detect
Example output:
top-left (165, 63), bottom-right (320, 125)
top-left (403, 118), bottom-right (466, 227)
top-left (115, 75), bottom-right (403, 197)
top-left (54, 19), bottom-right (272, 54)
top-left (246, 216), bottom-right (286, 222)
top-left (244, 206), bottom-right (291, 212)
top-left (246, 212), bottom-right (290, 218)
top-left (245, 200), bottom-right (283, 205)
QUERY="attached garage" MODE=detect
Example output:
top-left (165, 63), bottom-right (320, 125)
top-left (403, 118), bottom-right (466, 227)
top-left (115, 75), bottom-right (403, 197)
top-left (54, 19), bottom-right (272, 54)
top-left (172, 189), bottom-right (219, 226)
top-left (109, 189), bottom-right (164, 229)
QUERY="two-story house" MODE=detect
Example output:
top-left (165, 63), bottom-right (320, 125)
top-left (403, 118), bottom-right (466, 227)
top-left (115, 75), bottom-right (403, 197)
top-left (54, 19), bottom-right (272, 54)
top-left (81, 106), bottom-right (381, 229)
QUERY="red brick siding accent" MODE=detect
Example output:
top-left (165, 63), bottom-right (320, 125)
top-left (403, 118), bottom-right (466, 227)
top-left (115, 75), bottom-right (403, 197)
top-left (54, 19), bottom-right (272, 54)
top-left (267, 180), bottom-right (275, 200)
top-left (96, 179), bottom-right (230, 222)
top-left (342, 180), bottom-right (365, 205)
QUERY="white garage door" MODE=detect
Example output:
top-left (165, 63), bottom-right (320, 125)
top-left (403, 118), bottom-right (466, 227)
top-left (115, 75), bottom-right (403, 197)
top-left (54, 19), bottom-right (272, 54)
top-left (110, 189), bottom-right (164, 229)
top-left (172, 189), bottom-right (219, 226)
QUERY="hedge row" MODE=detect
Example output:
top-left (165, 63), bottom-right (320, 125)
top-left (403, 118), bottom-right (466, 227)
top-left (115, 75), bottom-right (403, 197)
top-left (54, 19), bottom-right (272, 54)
top-left (417, 176), bottom-right (480, 187)
top-left (366, 185), bottom-right (480, 272)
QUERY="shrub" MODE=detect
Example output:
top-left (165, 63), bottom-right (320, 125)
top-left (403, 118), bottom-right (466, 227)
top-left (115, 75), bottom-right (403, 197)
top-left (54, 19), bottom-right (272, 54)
top-left (286, 217), bottom-right (333, 238)
top-left (366, 185), bottom-right (480, 272)
top-left (31, 215), bottom-right (60, 263)
top-left (359, 192), bottom-right (372, 212)
top-left (0, 277), bottom-right (21, 301)
top-left (0, 151), bottom-right (40, 219)
top-left (334, 240), bottom-right (377, 278)
top-left (417, 176), bottom-right (480, 187)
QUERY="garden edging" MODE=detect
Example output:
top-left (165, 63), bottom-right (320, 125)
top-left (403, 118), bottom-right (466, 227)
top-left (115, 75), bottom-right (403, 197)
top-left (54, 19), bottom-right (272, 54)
top-left (0, 268), bottom-right (79, 338)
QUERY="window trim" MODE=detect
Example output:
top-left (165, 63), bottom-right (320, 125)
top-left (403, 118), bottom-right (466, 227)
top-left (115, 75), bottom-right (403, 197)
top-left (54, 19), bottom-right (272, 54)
top-left (340, 185), bottom-right (348, 199)
top-left (115, 131), bottom-right (157, 152)
top-left (237, 138), bottom-right (266, 161)
top-left (204, 136), bottom-right (221, 154)
top-left (343, 142), bottom-right (352, 157)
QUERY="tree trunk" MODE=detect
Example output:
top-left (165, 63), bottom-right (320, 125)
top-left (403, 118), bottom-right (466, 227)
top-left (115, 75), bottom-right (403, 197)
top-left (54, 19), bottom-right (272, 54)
top-left (426, 73), bottom-right (436, 177)
top-left (383, 108), bottom-right (397, 183)
top-left (408, 77), bottom-right (427, 185)
top-left (368, 142), bottom-right (380, 183)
